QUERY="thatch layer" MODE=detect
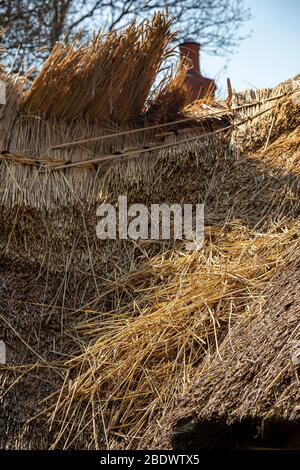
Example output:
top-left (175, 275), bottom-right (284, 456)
top-left (0, 131), bottom-right (231, 272)
top-left (232, 83), bottom-right (300, 152)
top-left (42, 223), bottom-right (299, 450)
top-left (0, 257), bottom-right (94, 449)
top-left (150, 253), bottom-right (300, 450)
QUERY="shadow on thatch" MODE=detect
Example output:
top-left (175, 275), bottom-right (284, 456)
top-left (171, 418), bottom-right (300, 450)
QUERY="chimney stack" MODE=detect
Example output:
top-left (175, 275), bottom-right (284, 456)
top-left (179, 38), bottom-right (216, 103)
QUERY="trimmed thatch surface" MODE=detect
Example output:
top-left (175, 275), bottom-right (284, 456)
top-left (0, 255), bottom-right (118, 449)
top-left (147, 253), bottom-right (300, 450)
top-left (0, 258), bottom-right (74, 449)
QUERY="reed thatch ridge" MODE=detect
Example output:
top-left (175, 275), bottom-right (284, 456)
top-left (0, 73), bottom-right (299, 273)
top-left (148, 253), bottom-right (300, 450)
top-left (0, 13), bottom-right (192, 210)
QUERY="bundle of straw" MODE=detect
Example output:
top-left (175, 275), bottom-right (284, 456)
top-left (22, 13), bottom-right (182, 124)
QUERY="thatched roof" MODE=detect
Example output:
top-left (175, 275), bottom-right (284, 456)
top-left (0, 85), bottom-right (299, 449)
top-left (0, 258), bottom-right (69, 449)
top-left (1, 11), bottom-right (300, 451)
top-left (147, 253), bottom-right (300, 449)
top-left (0, 255), bottom-right (109, 449)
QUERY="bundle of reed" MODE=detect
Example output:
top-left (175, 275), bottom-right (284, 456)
top-left (42, 221), bottom-right (299, 449)
top-left (144, 64), bottom-right (189, 123)
top-left (22, 13), bottom-right (180, 124)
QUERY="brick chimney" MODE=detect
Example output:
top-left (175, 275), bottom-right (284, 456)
top-left (179, 38), bottom-right (216, 103)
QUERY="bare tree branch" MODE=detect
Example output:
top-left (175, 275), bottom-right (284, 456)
top-left (0, 0), bottom-right (251, 72)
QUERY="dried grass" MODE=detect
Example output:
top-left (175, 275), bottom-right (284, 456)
top-left (42, 221), bottom-right (299, 449)
top-left (22, 13), bottom-right (181, 124)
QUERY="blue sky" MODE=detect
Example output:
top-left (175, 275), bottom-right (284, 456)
top-left (201, 0), bottom-right (300, 95)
